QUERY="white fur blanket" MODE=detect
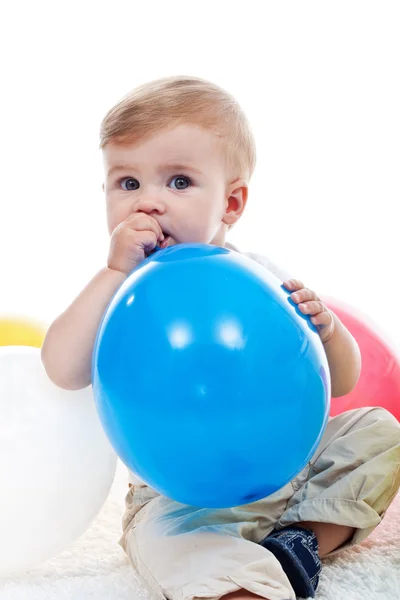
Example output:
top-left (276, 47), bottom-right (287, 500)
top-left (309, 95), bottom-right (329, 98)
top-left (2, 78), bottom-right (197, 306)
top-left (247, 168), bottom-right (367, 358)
top-left (0, 461), bottom-right (399, 600)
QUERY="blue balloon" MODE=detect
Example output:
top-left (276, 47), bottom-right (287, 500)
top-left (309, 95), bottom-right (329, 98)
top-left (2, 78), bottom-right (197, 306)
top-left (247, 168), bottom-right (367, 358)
top-left (92, 244), bottom-right (330, 508)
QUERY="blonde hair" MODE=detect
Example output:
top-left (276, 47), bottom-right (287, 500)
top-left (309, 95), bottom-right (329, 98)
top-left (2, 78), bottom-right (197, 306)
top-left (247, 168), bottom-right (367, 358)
top-left (99, 76), bottom-right (256, 180)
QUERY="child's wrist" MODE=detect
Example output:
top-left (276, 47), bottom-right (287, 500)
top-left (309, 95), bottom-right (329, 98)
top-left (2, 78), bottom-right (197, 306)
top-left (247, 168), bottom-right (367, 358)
top-left (104, 265), bottom-right (129, 281)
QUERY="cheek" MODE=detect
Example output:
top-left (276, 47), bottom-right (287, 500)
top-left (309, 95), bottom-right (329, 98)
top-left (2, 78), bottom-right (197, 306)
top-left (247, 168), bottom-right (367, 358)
top-left (205, 194), bottom-right (226, 221)
top-left (106, 197), bottom-right (131, 234)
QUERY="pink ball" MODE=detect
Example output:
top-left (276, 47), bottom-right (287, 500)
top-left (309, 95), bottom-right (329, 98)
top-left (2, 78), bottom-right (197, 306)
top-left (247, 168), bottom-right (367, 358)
top-left (323, 297), bottom-right (400, 421)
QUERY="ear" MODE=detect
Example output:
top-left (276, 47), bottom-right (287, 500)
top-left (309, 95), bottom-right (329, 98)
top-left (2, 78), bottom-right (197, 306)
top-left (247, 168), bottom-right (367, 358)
top-left (222, 179), bottom-right (248, 226)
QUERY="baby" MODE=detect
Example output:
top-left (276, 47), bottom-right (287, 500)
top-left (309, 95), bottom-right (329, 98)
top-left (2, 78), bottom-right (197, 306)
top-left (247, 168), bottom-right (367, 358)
top-left (42, 76), bottom-right (400, 600)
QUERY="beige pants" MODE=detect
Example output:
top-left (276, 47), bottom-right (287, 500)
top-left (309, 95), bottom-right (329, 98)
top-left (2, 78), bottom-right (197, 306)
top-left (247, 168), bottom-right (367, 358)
top-left (120, 408), bottom-right (400, 600)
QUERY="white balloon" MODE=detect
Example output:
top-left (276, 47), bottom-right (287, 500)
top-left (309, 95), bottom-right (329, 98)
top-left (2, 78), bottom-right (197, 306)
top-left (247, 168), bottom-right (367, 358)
top-left (0, 346), bottom-right (117, 575)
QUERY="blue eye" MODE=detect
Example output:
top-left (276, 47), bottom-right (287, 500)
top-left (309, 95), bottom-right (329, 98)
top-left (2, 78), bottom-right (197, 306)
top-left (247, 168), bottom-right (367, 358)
top-left (120, 177), bottom-right (139, 191)
top-left (169, 176), bottom-right (191, 190)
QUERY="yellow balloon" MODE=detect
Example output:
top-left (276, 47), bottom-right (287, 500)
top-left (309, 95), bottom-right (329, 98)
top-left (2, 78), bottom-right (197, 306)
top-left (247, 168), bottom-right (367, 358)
top-left (0, 318), bottom-right (47, 348)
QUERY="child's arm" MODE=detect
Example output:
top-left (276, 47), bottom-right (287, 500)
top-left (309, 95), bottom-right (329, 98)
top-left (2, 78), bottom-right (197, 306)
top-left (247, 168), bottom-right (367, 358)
top-left (319, 311), bottom-right (361, 397)
top-left (283, 279), bottom-right (361, 397)
top-left (41, 212), bottom-right (165, 390)
top-left (41, 267), bottom-right (126, 390)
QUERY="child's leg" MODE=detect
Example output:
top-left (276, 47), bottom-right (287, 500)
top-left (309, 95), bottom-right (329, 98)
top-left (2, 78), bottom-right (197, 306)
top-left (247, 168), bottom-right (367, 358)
top-left (120, 407), bottom-right (399, 600)
top-left (119, 482), bottom-right (298, 600)
top-left (277, 407), bottom-right (400, 552)
top-left (299, 521), bottom-right (355, 557)
top-left (260, 407), bottom-right (400, 596)
top-left (224, 591), bottom-right (277, 600)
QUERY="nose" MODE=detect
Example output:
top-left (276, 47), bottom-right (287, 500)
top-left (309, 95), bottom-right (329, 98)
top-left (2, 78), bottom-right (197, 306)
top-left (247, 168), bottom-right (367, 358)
top-left (134, 194), bottom-right (166, 216)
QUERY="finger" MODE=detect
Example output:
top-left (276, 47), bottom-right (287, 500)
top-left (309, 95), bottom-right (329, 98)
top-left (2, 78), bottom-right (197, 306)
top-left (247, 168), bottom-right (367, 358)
top-left (310, 310), bottom-right (333, 326)
top-left (298, 300), bottom-right (326, 315)
top-left (291, 288), bottom-right (319, 304)
top-left (132, 230), bottom-right (159, 255)
top-left (128, 212), bottom-right (164, 240)
top-left (125, 213), bottom-right (164, 242)
top-left (283, 279), bottom-right (305, 292)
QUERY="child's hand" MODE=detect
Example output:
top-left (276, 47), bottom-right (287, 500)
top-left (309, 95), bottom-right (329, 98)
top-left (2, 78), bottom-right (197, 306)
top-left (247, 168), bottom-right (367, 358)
top-left (108, 213), bottom-right (166, 275)
top-left (283, 279), bottom-right (334, 343)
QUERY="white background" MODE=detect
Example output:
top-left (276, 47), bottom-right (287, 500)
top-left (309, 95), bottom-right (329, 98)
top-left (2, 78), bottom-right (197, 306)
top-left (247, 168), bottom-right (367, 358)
top-left (0, 1), bottom-right (399, 343)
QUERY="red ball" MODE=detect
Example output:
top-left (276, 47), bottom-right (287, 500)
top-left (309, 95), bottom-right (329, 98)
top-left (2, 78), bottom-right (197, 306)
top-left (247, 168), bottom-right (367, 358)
top-left (323, 297), bottom-right (400, 421)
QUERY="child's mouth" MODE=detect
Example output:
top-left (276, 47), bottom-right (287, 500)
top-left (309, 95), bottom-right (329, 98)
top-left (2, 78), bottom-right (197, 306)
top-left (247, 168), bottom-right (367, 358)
top-left (160, 235), bottom-right (172, 249)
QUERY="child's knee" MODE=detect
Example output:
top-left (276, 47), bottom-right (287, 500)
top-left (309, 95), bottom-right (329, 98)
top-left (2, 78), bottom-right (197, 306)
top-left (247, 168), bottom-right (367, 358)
top-left (363, 407), bottom-right (400, 446)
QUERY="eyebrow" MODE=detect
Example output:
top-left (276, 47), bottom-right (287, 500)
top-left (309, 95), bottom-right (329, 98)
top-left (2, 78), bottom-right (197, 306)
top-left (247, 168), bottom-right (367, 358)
top-left (107, 165), bottom-right (132, 178)
top-left (107, 163), bottom-right (204, 178)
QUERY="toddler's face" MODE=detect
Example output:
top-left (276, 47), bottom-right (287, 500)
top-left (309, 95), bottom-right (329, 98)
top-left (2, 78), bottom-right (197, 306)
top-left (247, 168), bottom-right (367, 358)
top-left (103, 124), bottom-right (245, 248)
